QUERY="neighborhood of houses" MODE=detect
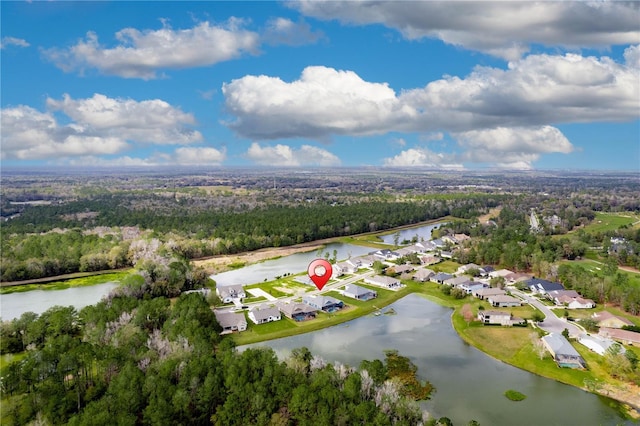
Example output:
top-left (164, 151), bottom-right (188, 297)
top-left (212, 230), bottom-right (640, 371)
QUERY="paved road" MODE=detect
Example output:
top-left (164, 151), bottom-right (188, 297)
top-left (511, 289), bottom-right (582, 337)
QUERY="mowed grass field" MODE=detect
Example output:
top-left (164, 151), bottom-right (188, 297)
top-left (582, 212), bottom-right (639, 233)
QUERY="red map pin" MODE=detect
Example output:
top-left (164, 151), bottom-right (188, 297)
top-left (308, 258), bottom-right (332, 291)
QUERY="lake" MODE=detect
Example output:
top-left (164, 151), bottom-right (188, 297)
top-left (243, 294), bottom-right (632, 426)
top-left (378, 222), bottom-right (443, 244)
top-left (212, 222), bottom-right (447, 287)
top-left (0, 282), bottom-right (119, 321)
top-left (211, 242), bottom-right (374, 287)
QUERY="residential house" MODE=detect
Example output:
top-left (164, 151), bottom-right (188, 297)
top-left (478, 310), bottom-right (524, 326)
top-left (487, 294), bottom-right (522, 308)
top-left (371, 249), bottom-right (399, 261)
top-left (578, 334), bottom-right (624, 356)
top-left (214, 311), bottom-right (247, 333)
top-left (609, 237), bottom-right (634, 255)
top-left (489, 269), bottom-right (514, 279)
top-left (443, 276), bottom-right (471, 287)
top-left (431, 272), bottom-right (453, 284)
top-left (302, 295), bottom-right (344, 312)
top-left (567, 297), bottom-right (596, 309)
top-left (473, 287), bottom-right (506, 300)
top-left (441, 235), bottom-right (459, 245)
top-left (453, 233), bottom-right (471, 244)
top-left (391, 264), bottom-right (414, 275)
top-left (334, 261), bottom-right (358, 277)
top-left (420, 254), bottom-right (440, 265)
top-left (351, 255), bottom-right (376, 268)
top-left (459, 282), bottom-right (487, 295)
top-left (480, 265), bottom-right (495, 276)
top-left (343, 284), bottom-right (377, 301)
top-left (457, 263), bottom-right (481, 275)
top-left (432, 238), bottom-right (447, 249)
top-left (413, 268), bottom-right (435, 282)
top-left (592, 311), bottom-right (634, 329)
top-left (277, 302), bottom-right (318, 322)
top-left (216, 284), bottom-right (247, 304)
top-left (248, 306), bottom-right (281, 325)
top-left (364, 275), bottom-right (402, 289)
top-left (526, 278), bottom-right (565, 295)
top-left (416, 241), bottom-right (437, 252)
top-left (599, 328), bottom-right (640, 346)
top-left (505, 272), bottom-right (533, 284)
top-left (439, 251), bottom-right (453, 259)
top-left (396, 246), bottom-right (420, 257)
top-left (541, 333), bottom-right (586, 369)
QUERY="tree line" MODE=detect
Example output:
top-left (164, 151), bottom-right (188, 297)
top-left (0, 265), bottom-right (486, 425)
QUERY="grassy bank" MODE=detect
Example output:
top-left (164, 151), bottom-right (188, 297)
top-left (0, 271), bottom-right (129, 295)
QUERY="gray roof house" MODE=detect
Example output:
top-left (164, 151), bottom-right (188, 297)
top-left (542, 333), bottom-right (586, 369)
top-left (216, 284), bottom-right (246, 304)
top-left (526, 278), bottom-right (564, 294)
top-left (248, 306), bottom-right (281, 325)
top-left (343, 284), bottom-right (377, 301)
top-left (443, 276), bottom-right (472, 287)
top-left (487, 294), bottom-right (522, 308)
top-left (431, 272), bottom-right (453, 284)
top-left (364, 275), bottom-right (402, 289)
top-left (473, 287), bottom-right (506, 300)
top-left (277, 302), bottom-right (318, 322)
top-left (302, 295), bottom-right (344, 312)
top-left (214, 311), bottom-right (247, 334)
top-left (413, 268), bottom-right (435, 282)
top-left (478, 310), bottom-right (525, 326)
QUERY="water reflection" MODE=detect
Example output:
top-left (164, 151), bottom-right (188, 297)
top-left (378, 223), bottom-right (443, 244)
top-left (0, 282), bottom-right (119, 321)
top-left (243, 294), bottom-right (632, 426)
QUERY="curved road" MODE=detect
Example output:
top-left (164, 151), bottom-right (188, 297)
top-left (511, 289), bottom-right (582, 337)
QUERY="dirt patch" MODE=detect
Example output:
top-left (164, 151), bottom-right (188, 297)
top-left (194, 244), bottom-right (324, 275)
top-left (478, 206), bottom-right (502, 224)
top-left (273, 286), bottom-right (294, 295)
top-left (600, 383), bottom-right (640, 417)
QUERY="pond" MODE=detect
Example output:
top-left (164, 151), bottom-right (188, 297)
top-left (0, 282), bottom-right (119, 321)
top-left (243, 294), bottom-right (632, 426)
top-left (378, 222), bottom-right (444, 244)
top-left (211, 242), bottom-right (375, 287)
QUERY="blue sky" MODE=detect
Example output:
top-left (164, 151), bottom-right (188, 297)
top-left (1, 1), bottom-right (639, 171)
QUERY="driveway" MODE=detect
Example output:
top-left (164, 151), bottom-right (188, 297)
top-left (511, 289), bottom-right (582, 337)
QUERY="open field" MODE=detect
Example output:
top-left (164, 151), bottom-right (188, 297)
top-left (582, 212), bottom-right (639, 233)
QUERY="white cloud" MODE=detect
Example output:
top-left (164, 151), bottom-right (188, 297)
top-left (383, 148), bottom-right (463, 169)
top-left (624, 44), bottom-right (640, 69)
top-left (223, 65), bottom-right (415, 139)
top-left (292, 1), bottom-right (640, 60)
top-left (452, 126), bottom-right (573, 169)
top-left (44, 20), bottom-right (260, 79)
top-left (47, 94), bottom-right (202, 144)
top-left (245, 142), bottom-right (340, 166)
top-left (1, 94), bottom-right (202, 160)
top-left (173, 147), bottom-right (226, 165)
top-left (1, 36), bottom-right (30, 49)
top-left (223, 52), bottom-right (638, 139)
top-left (263, 17), bottom-right (324, 46)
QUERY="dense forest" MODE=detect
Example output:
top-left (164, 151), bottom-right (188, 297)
top-left (0, 273), bottom-right (463, 426)
top-left (1, 195), bottom-right (502, 282)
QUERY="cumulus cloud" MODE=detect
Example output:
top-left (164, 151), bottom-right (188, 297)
top-left (383, 147), bottom-right (463, 169)
top-left (223, 65), bottom-right (415, 139)
top-left (292, 1), bottom-right (640, 60)
top-left (173, 147), bottom-right (226, 165)
top-left (263, 17), bottom-right (324, 46)
top-left (1, 36), bottom-right (30, 49)
top-left (245, 142), bottom-right (340, 166)
top-left (46, 94), bottom-right (202, 144)
top-left (1, 94), bottom-right (202, 160)
top-left (223, 52), bottom-right (638, 138)
top-left (43, 19), bottom-right (260, 79)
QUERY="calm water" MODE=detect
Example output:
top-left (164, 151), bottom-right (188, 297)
top-left (244, 294), bottom-right (633, 426)
top-left (211, 242), bottom-right (374, 286)
top-left (378, 222), bottom-right (443, 244)
top-left (0, 282), bottom-right (119, 321)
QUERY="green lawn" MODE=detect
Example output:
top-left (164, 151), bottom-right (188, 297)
top-left (582, 213), bottom-right (638, 234)
top-left (431, 260), bottom-right (461, 274)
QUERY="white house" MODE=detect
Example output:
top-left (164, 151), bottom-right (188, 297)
top-left (214, 311), bottom-right (247, 333)
top-left (578, 334), bottom-right (624, 356)
top-left (248, 306), bottom-right (281, 325)
top-left (216, 284), bottom-right (246, 304)
top-left (364, 275), bottom-right (402, 289)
